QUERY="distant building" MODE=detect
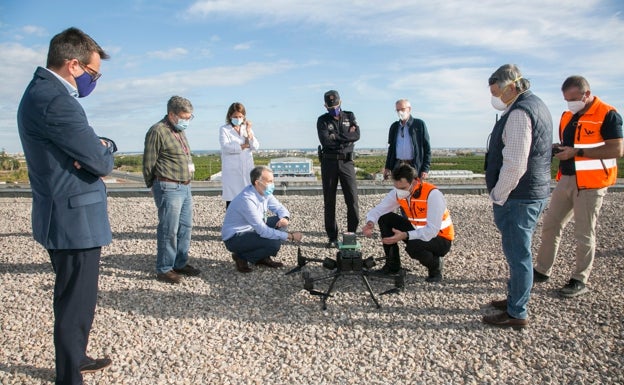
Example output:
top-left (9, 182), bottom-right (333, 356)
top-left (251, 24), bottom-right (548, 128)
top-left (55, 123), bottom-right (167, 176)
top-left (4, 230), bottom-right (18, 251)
top-left (269, 157), bottom-right (314, 177)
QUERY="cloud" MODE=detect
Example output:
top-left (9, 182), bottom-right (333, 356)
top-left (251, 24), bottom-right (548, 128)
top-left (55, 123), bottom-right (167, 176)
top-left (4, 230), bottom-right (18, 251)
top-left (233, 42), bottom-right (252, 50)
top-left (146, 47), bottom-right (189, 60)
top-left (21, 25), bottom-right (47, 36)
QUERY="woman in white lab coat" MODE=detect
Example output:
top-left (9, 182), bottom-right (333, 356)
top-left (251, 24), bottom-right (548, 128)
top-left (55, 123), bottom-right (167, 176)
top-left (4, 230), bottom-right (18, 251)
top-left (219, 102), bottom-right (260, 208)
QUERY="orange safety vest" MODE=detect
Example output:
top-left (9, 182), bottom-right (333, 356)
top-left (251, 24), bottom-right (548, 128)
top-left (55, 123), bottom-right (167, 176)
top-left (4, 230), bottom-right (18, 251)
top-left (397, 181), bottom-right (454, 241)
top-left (559, 96), bottom-right (618, 189)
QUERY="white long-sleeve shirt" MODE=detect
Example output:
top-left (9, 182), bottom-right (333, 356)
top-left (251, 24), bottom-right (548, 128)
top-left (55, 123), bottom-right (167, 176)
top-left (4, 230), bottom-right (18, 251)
top-left (365, 187), bottom-right (447, 242)
top-left (489, 108), bottom-right (532, 205)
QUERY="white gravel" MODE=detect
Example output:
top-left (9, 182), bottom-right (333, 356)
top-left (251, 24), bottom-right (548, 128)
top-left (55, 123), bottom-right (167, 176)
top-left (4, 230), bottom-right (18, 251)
top-left (0, 192), bottom-right (623, 384)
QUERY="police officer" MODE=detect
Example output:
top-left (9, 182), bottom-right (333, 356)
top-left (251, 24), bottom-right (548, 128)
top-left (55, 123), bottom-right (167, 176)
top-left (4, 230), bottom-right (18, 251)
top-left (316, 90), bottom-right (360, 248)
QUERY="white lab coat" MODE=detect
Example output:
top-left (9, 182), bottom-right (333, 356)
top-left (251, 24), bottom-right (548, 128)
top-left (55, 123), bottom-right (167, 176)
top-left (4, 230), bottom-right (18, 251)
top-left (219, 123), bottom-right (260, 201)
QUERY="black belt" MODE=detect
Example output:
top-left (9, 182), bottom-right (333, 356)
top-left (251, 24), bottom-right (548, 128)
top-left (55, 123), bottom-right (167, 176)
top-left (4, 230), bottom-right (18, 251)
top-left (156, 176), bottom-right (190, 185)
top-left (322, 152), bottom-right (352, 160)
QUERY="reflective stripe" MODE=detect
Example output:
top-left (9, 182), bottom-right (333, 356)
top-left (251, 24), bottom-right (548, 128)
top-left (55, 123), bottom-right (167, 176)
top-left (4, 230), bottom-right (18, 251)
top-left (575, 142), bottom-right (604, 149)
top-left (441, 217), bottom-right (453, 229)
top-left (575, 158), bottom-right (617, 171)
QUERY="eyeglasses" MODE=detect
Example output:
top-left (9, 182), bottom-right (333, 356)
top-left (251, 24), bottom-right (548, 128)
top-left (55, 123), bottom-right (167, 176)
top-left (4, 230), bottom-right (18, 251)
top-left (178, 114), bottom-right (194, 121)
top-left (78, 62), bottom-right (102, 82)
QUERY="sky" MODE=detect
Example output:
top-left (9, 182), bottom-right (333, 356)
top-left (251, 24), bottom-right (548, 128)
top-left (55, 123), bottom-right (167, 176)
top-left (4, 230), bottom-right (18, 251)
top-left (1, 0), bottom-right (623, 154)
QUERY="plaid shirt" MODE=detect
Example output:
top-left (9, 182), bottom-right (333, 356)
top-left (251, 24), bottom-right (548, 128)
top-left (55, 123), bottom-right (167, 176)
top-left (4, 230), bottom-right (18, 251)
top-left (143, 116), bottom-right (192, 188)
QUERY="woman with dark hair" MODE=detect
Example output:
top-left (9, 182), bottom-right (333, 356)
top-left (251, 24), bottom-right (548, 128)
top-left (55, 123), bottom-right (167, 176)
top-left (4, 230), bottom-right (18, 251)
top-left (219, 102), bottom-right (260, 208)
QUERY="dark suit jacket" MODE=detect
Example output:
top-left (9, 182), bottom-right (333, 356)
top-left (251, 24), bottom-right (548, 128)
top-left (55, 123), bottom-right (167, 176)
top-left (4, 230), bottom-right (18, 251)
top-left (17, 67), bottom-right (115, 250)
top-left (384, 116), bottom-right (431, 175)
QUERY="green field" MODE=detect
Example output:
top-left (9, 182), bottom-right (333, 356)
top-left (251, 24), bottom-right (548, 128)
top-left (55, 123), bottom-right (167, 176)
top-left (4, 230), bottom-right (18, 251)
top-left (3, 153), bottom-right (624, 183)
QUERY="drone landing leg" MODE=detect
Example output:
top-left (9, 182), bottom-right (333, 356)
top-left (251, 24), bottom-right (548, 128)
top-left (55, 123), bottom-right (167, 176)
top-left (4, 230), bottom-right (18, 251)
top-left (360, 275), bottom-right (381, 309)
top-left (320, 273), bottom-right (341, 310)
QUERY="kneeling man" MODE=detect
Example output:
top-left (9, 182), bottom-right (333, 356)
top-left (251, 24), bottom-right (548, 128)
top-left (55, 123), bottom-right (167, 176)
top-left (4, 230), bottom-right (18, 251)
top-left (222, 166), bottom-right (303, 272)
top-left (362, 165), bottom-right (454, 282)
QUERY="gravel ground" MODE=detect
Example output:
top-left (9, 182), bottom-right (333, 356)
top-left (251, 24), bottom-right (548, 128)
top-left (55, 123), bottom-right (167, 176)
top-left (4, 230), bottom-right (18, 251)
top-left (0, 192), bottom-right (623, 384)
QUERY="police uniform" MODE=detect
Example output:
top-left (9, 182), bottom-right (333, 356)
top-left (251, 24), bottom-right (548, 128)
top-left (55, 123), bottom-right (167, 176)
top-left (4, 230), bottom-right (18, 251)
top-left (317, 90), bottom-right (360, 245)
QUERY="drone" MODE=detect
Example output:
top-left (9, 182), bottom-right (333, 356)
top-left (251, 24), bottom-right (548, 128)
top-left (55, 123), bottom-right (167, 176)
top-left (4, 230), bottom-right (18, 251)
top-left (286, 233), bottom-right (406, 310)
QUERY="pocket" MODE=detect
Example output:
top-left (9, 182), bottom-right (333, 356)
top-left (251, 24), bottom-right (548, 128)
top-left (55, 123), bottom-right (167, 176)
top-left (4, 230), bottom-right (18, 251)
top-left (68, 190), bottom-right (104, 208)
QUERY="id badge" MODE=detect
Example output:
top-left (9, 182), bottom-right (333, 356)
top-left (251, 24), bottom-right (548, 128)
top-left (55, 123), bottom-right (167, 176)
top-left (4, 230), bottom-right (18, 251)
top-left (188, 162), bottom-right (195, 173)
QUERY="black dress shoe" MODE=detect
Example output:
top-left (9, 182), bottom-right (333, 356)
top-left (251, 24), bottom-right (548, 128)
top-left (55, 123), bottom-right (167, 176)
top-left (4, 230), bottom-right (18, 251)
top-left (174, 264), bottom-right (201, 276)
top-left (325, 240), bottom-right (338, 249)
top-left (375, 264), bottom-right (402, 275)
top-left (80, 357), bottom-right (112, 374)
top-left (232, 253), bottom-right (252, 273)
top-left (257, 257), bottom-right (284, 268)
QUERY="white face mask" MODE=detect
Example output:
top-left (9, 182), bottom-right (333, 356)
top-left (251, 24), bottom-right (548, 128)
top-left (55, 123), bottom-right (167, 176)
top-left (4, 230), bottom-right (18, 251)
top-left (397, 110), bottom-right (410, 121)
top-left (567, 100), bottom-right (585, 114)
top-left (395, 187), bottom-right (411, 199)
top-left (491, 95), bottom-right (507, 111)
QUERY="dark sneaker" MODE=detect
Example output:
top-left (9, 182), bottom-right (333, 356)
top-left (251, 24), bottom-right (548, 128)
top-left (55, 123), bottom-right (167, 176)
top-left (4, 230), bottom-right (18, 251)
top-left (533, 268), bottom-right (550, 283)
top-left (156, 270), bottom-right (181, 284)
top-left (490, 298), bottom-right (507, 310)
top-left (559, 278), bottom-right (588, 298)
top-left (325, 240), bottom-right (338, 249)
top-left (80, 357), bottom-right (112, 374)
top-left (425, 257), bottom-right (443, 283)
top-left (174, 264), bottom-right (201, 276)
top-left (482, 312), bottom-right (528, 329)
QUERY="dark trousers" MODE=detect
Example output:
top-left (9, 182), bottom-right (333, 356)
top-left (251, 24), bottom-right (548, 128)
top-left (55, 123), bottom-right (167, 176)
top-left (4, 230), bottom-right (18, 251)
top-left (378, 213), bottom-right (451, 272)
top-left (320, 158), bottom-right (359, 241)
top-left (223, 216), bottom-right (284, 264)
top-left (48, 247), bottom-right (101, 385)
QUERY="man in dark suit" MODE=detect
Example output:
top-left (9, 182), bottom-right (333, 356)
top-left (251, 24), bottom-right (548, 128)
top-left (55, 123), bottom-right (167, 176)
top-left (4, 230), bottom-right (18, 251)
top-left (384, 99), bottom-right (431, 180)
top-left (17, 27), bottom-right (115, 385)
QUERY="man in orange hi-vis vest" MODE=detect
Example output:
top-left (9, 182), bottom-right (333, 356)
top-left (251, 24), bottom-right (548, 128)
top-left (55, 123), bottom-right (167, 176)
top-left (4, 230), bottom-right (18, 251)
top-left (534, 75), bottom-right (623, 298)
top-left (362, 164), bottom-right (454, 283)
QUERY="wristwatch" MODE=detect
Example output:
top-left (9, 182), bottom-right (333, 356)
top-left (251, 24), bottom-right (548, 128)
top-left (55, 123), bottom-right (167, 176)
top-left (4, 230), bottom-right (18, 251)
top-left (577, 149), bottom-right (584, 157)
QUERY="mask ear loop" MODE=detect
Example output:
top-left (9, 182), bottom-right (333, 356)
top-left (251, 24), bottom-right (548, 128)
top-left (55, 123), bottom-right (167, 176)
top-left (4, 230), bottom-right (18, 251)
top-left (411, 179), bottom-right (423, 198)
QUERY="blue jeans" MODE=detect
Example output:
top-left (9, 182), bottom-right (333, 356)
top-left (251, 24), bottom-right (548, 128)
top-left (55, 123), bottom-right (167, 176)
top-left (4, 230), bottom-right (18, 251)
top-left (224, 216), bottom-right (285, 264)
top-left (493, 198), bottom-right (547, 319)
top-left (152, 181), bottom-right (193, 274)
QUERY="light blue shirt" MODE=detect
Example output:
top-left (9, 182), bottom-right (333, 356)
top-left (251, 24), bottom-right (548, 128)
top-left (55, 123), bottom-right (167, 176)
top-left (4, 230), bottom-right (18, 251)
top-left (395, 119), bottom-right (414, 160)
top-left (44, 67), bottom-right (79, 98)
top-left (222, 184), bottom-right (290, 241)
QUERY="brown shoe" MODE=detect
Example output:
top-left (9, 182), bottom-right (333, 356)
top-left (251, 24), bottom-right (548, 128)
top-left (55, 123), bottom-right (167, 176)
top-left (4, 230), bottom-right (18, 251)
top-left (232, 253), bottom-right (252, 273)
top-left (257, 257), bottom-right (284, 268)
top-left (482, 312), bottom-right (528, 329)
top-left (156, 270), bottom-right (181, 284)
top-left (490, 298), bottom-right (507, 310)
top-left (174, 264), bottom-right (201, 276)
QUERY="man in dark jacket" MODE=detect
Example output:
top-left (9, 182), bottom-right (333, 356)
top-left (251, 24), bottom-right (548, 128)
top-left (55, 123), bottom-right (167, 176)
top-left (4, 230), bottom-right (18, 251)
top-left (17, 27), bottom-right (114, 384)
top-left (317, 90), bottom-right (360, 248)
top-left (384, 99), bottom-right (431, 180)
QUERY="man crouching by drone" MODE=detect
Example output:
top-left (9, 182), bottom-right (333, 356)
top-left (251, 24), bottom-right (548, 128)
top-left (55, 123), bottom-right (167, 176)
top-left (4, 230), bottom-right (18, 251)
top-left (222, 166), bottom-right (303, 273)
top-left (362, 164), bottom-right (454, 282)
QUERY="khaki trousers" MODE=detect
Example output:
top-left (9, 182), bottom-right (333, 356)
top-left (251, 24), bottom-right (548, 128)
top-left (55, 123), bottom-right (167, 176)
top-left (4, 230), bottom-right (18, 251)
top-left (535, 175), bottom-right (606, 283)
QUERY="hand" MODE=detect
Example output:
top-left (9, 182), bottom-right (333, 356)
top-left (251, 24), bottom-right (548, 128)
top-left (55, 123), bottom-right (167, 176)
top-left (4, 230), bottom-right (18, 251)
top-left (555, 146), bottom-right (576, 161)
top-left (420, 171), bottom-right (428, 179)
top-left (381, 228), bottom-right (407, 245)
top-left (276, 217), bottom-right (290, 228)
top-left (246, 120), bottom-right (253, 140)
top-left (290, 232), bottom-right (303, 242)
top-left (362, 221), bottom-right (375, 238)
top-left (383, 169), bottom-right (391, 180)
top-left (349, 125), bottom-right (357, 133)
top-left (73, 160), bottom-right (82, 169)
